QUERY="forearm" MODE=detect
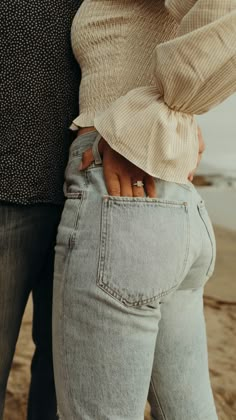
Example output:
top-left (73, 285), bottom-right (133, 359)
top-left (156, 0), bottom-right (236, 113)
top-left (95, 1), bottom-right (236, 181)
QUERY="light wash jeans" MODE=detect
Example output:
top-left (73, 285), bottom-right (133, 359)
top-left (53, 131), bottom-right (218, 420)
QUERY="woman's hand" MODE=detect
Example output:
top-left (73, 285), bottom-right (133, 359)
top-left (79, 138), bottom-right (157, 198)
top-left (188, 126), bottom-right (205, 182)
top-left (79, 126), bottom-right (205, 195)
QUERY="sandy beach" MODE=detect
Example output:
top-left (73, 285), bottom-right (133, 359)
top-left (4, 225), bottom-right (236, 420)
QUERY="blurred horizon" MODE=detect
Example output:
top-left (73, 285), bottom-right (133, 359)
top-left (197, 94), bottom-right (236, 176)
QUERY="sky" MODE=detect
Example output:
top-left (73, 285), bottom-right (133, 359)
top-left (197, 94), bottom-right (236, 175)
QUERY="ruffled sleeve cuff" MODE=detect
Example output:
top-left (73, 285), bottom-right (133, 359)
top-left (94, 87), bottom-right (199, 183)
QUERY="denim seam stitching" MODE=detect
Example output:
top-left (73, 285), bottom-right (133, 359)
top-left (97, 197), bottom-right (108, 284)
top-left (97, 199), bottom-right (190, 307)
top-left (178, 204), bottom-right (191, 283)
top-left (198, 206), bottom-right (215, 276)
top-left (104, 196), bottom-right (188, 207)
top-left (61, 195), bottom-right (89, 418)
top-left (150, 377), bottom-right (167, 420)
top-left (67, 191), bottom-right (86, 249)
top-left (59, 251), bottom-right (78, 419)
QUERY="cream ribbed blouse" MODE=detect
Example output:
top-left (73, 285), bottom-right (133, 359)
top-left (71, 0), bottom-right (236, 183)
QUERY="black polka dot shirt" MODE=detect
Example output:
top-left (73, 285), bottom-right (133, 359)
top-left (0, 1), bottom-right (82, 205)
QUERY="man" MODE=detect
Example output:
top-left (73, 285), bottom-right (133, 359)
top-left (0, 1), bottom-right (82, 418)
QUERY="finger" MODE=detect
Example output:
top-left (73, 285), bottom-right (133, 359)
top-left (119, 175), bottom-right (133, 197)
top-left (144, 175), bottom-right (157, 198)
top-left (189, 151), bottom-right (202, 181)
top-left (79, 148), bottom-right (94, 170)
top-left (197, 127), bottom-right (205, 154)
top-left (132, 180), bottom-right (145, 198)
top-left (197, 151), bottom-right (203, 166)
top-left (103, 168), bottom-right (121, 196)
top-left (98, 138), bottom-right (106, 156)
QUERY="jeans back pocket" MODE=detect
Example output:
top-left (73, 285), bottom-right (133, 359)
top-left (97, 196), bottom-right (190, 307)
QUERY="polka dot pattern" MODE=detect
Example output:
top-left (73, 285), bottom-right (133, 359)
top-left (0, 1), bottom-right (82, 204)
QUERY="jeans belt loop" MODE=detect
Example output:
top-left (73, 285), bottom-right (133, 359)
top-left (92, 133), bottom-right (103, 165)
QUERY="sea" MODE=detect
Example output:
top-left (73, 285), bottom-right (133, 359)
top-left (196, 95), bottom-right (236, 230)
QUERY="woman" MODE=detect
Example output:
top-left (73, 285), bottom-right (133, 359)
top-left (53, 1), bottom-right (236, 419)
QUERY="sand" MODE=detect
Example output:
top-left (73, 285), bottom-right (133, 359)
top-left (4, 225), bottom-right (236, 420)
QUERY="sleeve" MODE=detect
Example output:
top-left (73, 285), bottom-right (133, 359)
top-left (164, 0), bottom-right (197, 22)
top-left (94, 1), bottom-right (236, 183)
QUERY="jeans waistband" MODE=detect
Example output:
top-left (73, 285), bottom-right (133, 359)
top-left (69, 130), bottom-right (196, 195)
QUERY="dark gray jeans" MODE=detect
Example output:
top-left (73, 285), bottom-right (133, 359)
top-left (0, 202), bottom-right (62, 420)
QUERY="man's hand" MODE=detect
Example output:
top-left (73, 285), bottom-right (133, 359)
top-left (188, 126), bottom-right (205, 181)
top-left (79, 138), bottom-right (157, 197)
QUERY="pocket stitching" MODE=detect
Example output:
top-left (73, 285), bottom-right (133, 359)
top-left (97, 197), bottom-right (190, 307)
